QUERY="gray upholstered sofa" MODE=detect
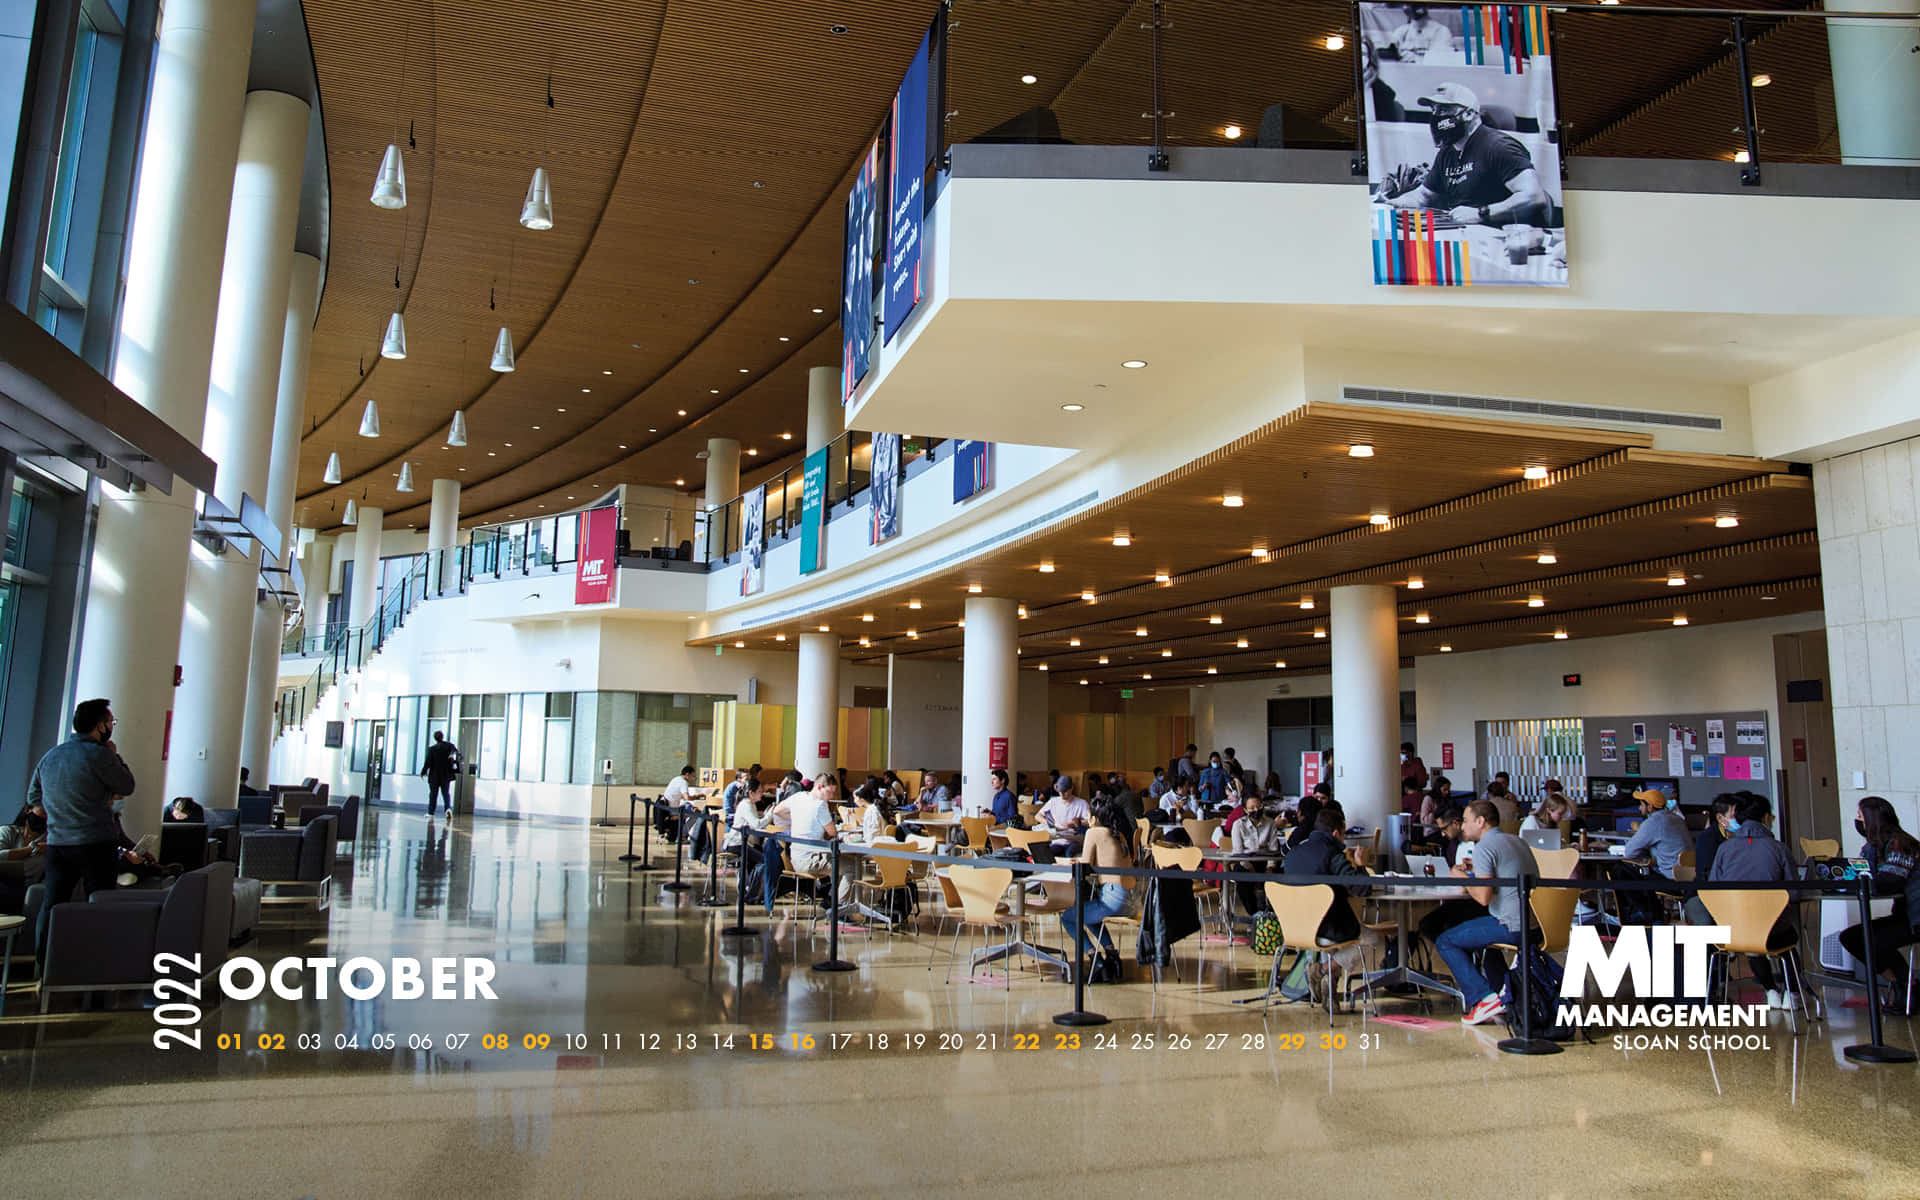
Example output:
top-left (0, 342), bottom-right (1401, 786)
top-left (39, 861), bottom-right (235, 1011)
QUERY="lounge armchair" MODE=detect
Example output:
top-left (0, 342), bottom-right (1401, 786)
top-left (39, 862), bottom-right (235, 1012)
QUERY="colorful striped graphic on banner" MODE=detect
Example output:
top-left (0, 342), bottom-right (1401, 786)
top-left (1373, 209), bottom-right (1472, 287)
top-left (1462, 5), bottom-right (1546, 72)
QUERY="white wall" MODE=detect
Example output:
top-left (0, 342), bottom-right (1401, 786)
top-left (887, 655), bottom-right (1049, 776)
top-left (595, 618), bottom-right (884, 707)
top-left (1413, 611), bottom-right (1824, 790)
top-left (1196, 669), bottom-right (1417, 782)
top-left (1751, 329), bottom-right (1920, 462)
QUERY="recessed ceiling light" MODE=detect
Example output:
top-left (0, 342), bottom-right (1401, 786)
top-left (859, 636), bottom-right (870, 647)
top-left (602, 369), bottom-right (613, 375)
top-left (1348, 443), bottom-right (1374, 458)
top-left (532, 425), bottom-right (541, 430)
top-left (1121, 359), bottom-right (1147, 369)
top-left (1761, 594), bottom-right (1777, 601)
top-left (1274, 660), bottom-right (1287, 669)
top-left (1209, 615), bottom-right (1223, 625)
top-left (1069, 638), bottom-right (1081, 647)
top-left (1299, 597), bottom-right (1314, 610)
top-left (812, 306), bottom-right (825, 313)
top-left (1038, 561), bottom-right (1055, 573)
top-left (739, 367), bottom-right (750, 373)
top-left (1162, 648), bottom-right (1172, 657)
top-left (1528, 594), bottom-right (1545, 608)
top-left (1414, 612), bottom-right (1430, 624)
top-left (746, 448), bottom-right (758, 456)
top-left (675, 478), bottom-right (685, 486)
top-left (1751, 73), bottom-right (1771, 87)
top-left (1019, 605), bottom-right (1029, 618)
top-left (1523, 465), bottom-right (1549, 480)
top-left (1313, 627), bottom-right (1326, 639)
top-left (1154, 572), bottom-right (1171, 584)
top-left (781, 432), bottom-right (793, 440)
top-left (1733, 150), bottom-right (1751, 164)
top-left (906, 629), bottom-right (918, 639)
top-left (1142, 673), bottom-right (1152, 680)
top-left (1407, 577), bottom-right (1424, 589)
top-left (1098, 656), bottom-right (1109, 665)
top-left (619, 444), bottom-right (628, 450)
top-left (1673, 615), bottom-right (1689, 626)
top-left (1324, 34), bottom-right (1345, 50)
top-left (1537, 552), bottom-right (1557, 565)
top-left (1668, 571), bottom-right (1686, 587)
top-left (1715, 515), bottom-right (1740, 528)
top-left (1020, 73), bottom-right (1037, 84)
top-left (1079, 679), bottom-right (1089, 686)
top-left (1250, 547), bottom-right (1267, 559)
top-left (1222, 124), bottom-right (1242, 140)
top-left (487, 451), bottom-right (496, 457)
top-left (968, 583), bottom-right (982, 594)
top-left (1037, 663), bottom-right (1048, 671)
top-left (1222, 493), bottom-right (1243, 508)
top-left (1135, 626), bottom-right (1148, 636)
top-left (861, 613), bottom-right (873, 622)
top-left (1236, 637), bottom-right (1249, 648)
top-left (1553, 629), bottom-right (1569, 640)
top-left (1439, 644), bottom-right (1453, 653)
top-left (1204, 667), bottom-right (1217, 675)
top-left (1369, 513), bottom-right (1390, 526)
top-left (1081, 590), bottom-right (1097, 602)
top-left (504, 442), bottom-right (513, 447)
top-left (818, 624), bottom-right (830, 632)
top-left (734, 641), bottom-right (745, 648)
top-left (1061, 403), bottom-right (1085, 412)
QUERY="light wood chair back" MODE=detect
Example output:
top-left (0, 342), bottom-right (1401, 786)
top-left (1533, 847), bottom-right (1579, 879)
top-left (1006, 827), bottom-right (1053, 854)
top-left (936, 872), bottom-right (963, 910)
top-left (960, 815), bottom-right (994, 849)
top-left (1699, 889), bottom-right (1790, 955)
top-left (951, 866), bottom-right (1014, 924)
top-left (1499, 819), bottom-right (1522, 836)
top-left (1183, 818), bottom-right (1223, 849)
top-left (1529, 884), bottom-right (1581, 955)
top-left (988, 830), bottom-right (1012, 851)
top-left (867, 848), bottom-right (913, 889)
top-left (1018, 801), bottom-right (1041, 823)
top-left (1800, 837), bottom-right (1840, 861)
top-left (1263, 882), bottom-right (1340, 952)
top-left (1026, 877), bottom-right (1078, 915)
top-left (908, 834), bottom-right (937, 853)
top-left (1152, 844), bottom-right (1205, 873)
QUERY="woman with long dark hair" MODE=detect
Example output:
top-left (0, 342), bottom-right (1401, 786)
top-left (1841, 795), bottom-right (1920, 1011)
top-left (1060, 796), bottom-right (1134, 982)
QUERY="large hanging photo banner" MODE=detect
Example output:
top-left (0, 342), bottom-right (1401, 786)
top-left (1363, 4), bottom-right (1565, 287)
top-left (574, 506), bottom-right (618, 605)
top-left (869, 432), bottom-right (901, 545)
top-left (952, 439), bottom-right (992, 503)
top-left (842, 139), bottom-right (880, 402)
top-left (799, 448), bottom-right (827, 575)
top-left (884, 19), bottom-right (934, 344)
top-left (739, 484), bottom-right (766, 596)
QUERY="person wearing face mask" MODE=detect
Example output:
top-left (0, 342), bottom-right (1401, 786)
top-left (1381, 83), bottom-right (1551, 230)
top-left (1400, 742), bottom-right (1428, 791)
top-left (1685, 793), bottom-right (1799, 1009)
top-left (1840, 795), bottom-right (1920, 1012)
top-left (1197, 753), bottom-right (1231, 808)
top-left (29, 698), bottom-right (137, 960)
top-left (1694, 794), bottom-right (1741, 881)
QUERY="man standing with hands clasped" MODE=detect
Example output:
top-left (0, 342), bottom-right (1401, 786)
top-left (30, 698), bottom-right (136, 961)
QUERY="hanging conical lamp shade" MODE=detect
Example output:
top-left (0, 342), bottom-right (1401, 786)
top-left (397, 462), bottom-right (415, 493)
top-left (358, 399), bottom-right (381, 438)
top-left (343, 498), bottom-right (358, 526)
top-left (322, 452), bottom-right (342, 484)
top-left (380, 312), bottom-right (407, 359)
top-left (371, 144), bottom-right (407, 209)
top-left (490, 326), bottom-right (516, 372)
top-left (447, 409), bottom-right (469, 447)
top-left (519, 167), bottom-right (553, 230)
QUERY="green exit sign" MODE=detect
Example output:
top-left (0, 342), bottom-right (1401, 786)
top-left (1120, 688), bottom-right (1135, 699)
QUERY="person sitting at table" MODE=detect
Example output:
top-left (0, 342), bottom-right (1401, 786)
top-left (988, 769), bottom-right (1020, 828)
top-left (1286, 794), bottom-right (1324, 852)
top-left (163, 796), bottom-right (206, 824)
top-left (1061, 797), bottom-right (1136, 984)
top-left (859, 786), bottom-right (898, 845)
top-left (726, 780), bottom-right (772, 858)
top-left (1841, 795), bottom-right (1920, 1012)
top-left (1437, 799), bottom-right (1539, 1026)
top-left (1147, 766), bottom-right (1171, 801)
top-left (1684, 791), bottom-right (1798, 1009)
top-left (1039, 776), bottom-right (1092, 847)
top-left (1484, 781), bottom-right (1519, 825)
top-left (763, 774), bottom-right (847, 912)
top-left (909, 768), bottom-right (951, 814)
top-left (1694, 793), bottom-right (1741, 881)
top-left (719, 768), bottom-right (750, 818)
top-left (1401, 776), bottom-right (1426, 824)
top-left (1520, 791), bottom-right (1573, 833)
top-left (1231, 794), bottom-right (1284, 913)
top-left (1110, 773), bottom-right (1144, 825)
top-left (1618, 788), bottom-right (1689, 921)
top-left (1158, 778), bottom-right (1202, 822)
top-left (1280, 807), bottom-right (1377, 987)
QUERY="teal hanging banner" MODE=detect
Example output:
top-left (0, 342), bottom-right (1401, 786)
top-left (799, 448), bottom-right (828, 574)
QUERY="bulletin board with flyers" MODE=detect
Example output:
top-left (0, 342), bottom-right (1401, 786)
top-left (1581, 709), bottom-right (1770, 809)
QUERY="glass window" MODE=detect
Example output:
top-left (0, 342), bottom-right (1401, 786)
top-left (544, 693), bottom-right (572, 783)
top-left (478, 714), bottom-right (507, 780)
top-left (570, 691), bottom-right (598, 784)
top-left (349, 720), bottom-right (372, 773)
top-left (516, 692), bottom-right (543, 781)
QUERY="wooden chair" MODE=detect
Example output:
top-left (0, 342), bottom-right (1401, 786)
top-left (1006, 827), bottom-right (1053, 856)
top-left (779, 849), bottom-right (832, 923)
top-left (1017, 801), bottom-right (1041, 825)
top-left (1700, 888), bottom-right (1816, 1033)
top-left (987, 830), bottom-right (1012, 851)
top-left (1183, 818), bottom-right (1223, 850)
top-left (1498, 818), bottom-right (1523, 836)
top-left (1154, 844), bottom-right (1223, 943)
top-left (857, 847), bottom-right (916, 936)
top-left (1800, 837), bottom-right (1840, 861)
top-left (1533, 847), bottom-right (1580, 880)
top-left (947, 866), bottom-right (1018, 985)
top-left (959, 815), bottom-right (995, 856)
top-left (1264, 882), bottom-right (1375, 1025)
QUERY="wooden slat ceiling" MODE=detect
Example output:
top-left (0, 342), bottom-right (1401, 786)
top-left (694, 404), bottom-right (1820, 683)
top-left (295, 0), bottom-right (1838, 533)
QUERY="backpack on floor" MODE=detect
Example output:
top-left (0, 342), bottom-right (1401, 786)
top-left (1252, 911), bottom-right (1282, 956)
top-left (1504, 945), bottom-right (1576, 1042)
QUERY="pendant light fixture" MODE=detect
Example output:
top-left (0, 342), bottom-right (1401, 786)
top-left (323, 452), bottom-right (342, 484)
top-left (344, 498), bottom-right (359, 526)
top-left (520, 167), bottom-right (553, 230)
top-left (371, 144), bottom-right (406, 209)
top-left (397, 462), bottom-right (415, 492)
top-left (490, 326), bottom-right (516, 372)
top-left (358, 400), bottom-right (381, 438)
top-left (380, 312), bottom-right (407, 359)
top-left (447, 409), bottom-right (469, 447)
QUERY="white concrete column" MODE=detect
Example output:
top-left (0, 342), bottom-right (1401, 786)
top-left (704, 437), bottom-right (740, 510)
top-left (793, 632), bottom-right (840, 782)
top-left (1330, 584), bottom-right (1400, 837)
top-left (349, 507), bottom-right (384, 627)
top-left (169, 90), bottom-right (311, 809)
top-left (961, 596), bottom-right (1019, 815)
top-left (1826, 1), bottom-right (1920, 166)
top-left (74, 0), bottom-right (256, 836)
top-left (805, 365), bottom-right (844, 452)
top-left (238, 249), bottom-right (321, 780)
top-left (428, 478), bottom-right (461, 551)
top-left (300, 535), bottom-right (334, 635)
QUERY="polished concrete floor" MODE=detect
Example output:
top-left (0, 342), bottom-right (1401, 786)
top-left (4, 810), bottom-right (1920, 1198)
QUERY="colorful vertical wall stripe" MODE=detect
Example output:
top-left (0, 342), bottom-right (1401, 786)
top-left (1373, 209), bottom-right (1473, 287)
top-left (1462, 5), bottom-right (1548, 71)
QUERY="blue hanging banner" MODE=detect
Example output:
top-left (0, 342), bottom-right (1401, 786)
top-left (952, 440), bottom-right (992, 503)
top-left (842, 138), bottom-right (880, 402)
top-left (884, 21), bottom-right (933, 343)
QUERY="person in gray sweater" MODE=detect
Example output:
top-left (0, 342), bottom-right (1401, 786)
top-left (29, 698), bottom-right (136, 959)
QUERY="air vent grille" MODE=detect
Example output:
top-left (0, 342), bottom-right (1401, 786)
top-left (1341, 385), bottom-right (1722, 432)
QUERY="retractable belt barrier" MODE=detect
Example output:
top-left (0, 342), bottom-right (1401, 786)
top-left (624, 795), bottom-right (1913, 1061)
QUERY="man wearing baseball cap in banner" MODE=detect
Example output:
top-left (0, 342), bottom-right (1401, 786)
top-left (1379, 82), bottom-right (1552, 230)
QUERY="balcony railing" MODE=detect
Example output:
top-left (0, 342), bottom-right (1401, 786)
top-left (701, 429), bottom-right (948, 566)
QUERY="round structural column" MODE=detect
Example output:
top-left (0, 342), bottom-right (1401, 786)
top-left (793, 632), bottom-right (840, 782)
top-left (239, 249), bottom-right (322, 780)
top-left (806, 365), bottom-right (844, 453)
top-left (1826, 1), bottom-right (1920, 166)
top-left (704, 437), bottom-right (741, 511)
top-left (961, 596), bottom-right (1019, 814)
top-left (170, 89), bottom-right (312, 809)
top-left (1329, 584), bottom-right (1400, 837)
top-left (299, 535), bottom-right (334, 636)
top-left (428, 478), bottom-right (461, 551)
top-left (349, 507), bottom-right (384, 628)
top-left (73, 0), bottom-right (256, 836)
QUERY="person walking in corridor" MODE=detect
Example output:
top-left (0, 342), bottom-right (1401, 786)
top-left (421, 731), bottom-right (462, 816)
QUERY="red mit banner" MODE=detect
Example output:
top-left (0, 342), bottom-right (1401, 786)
top-left (575, 507), bottom-right (617, 605)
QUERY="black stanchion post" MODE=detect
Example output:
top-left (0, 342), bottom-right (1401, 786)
top-left (620, 793), bottom-right (644, 863)
top-left (721, 832), bottom-right (755, 937)
top-left (1053, 861), bottom-right (1110, 1028)
top-left (1844, 872), bottom-right (1916, 1064)
top-left (633, 796), bottom-right (661, 872)
top-left (813, 835), bottom-right (855, 973)
top-left (698, 811), bottom-right (727, 906)
top-left (662, 803), bottom-right (692, 893)
top-left (1498, 873), bottom-right (1562, 1056)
